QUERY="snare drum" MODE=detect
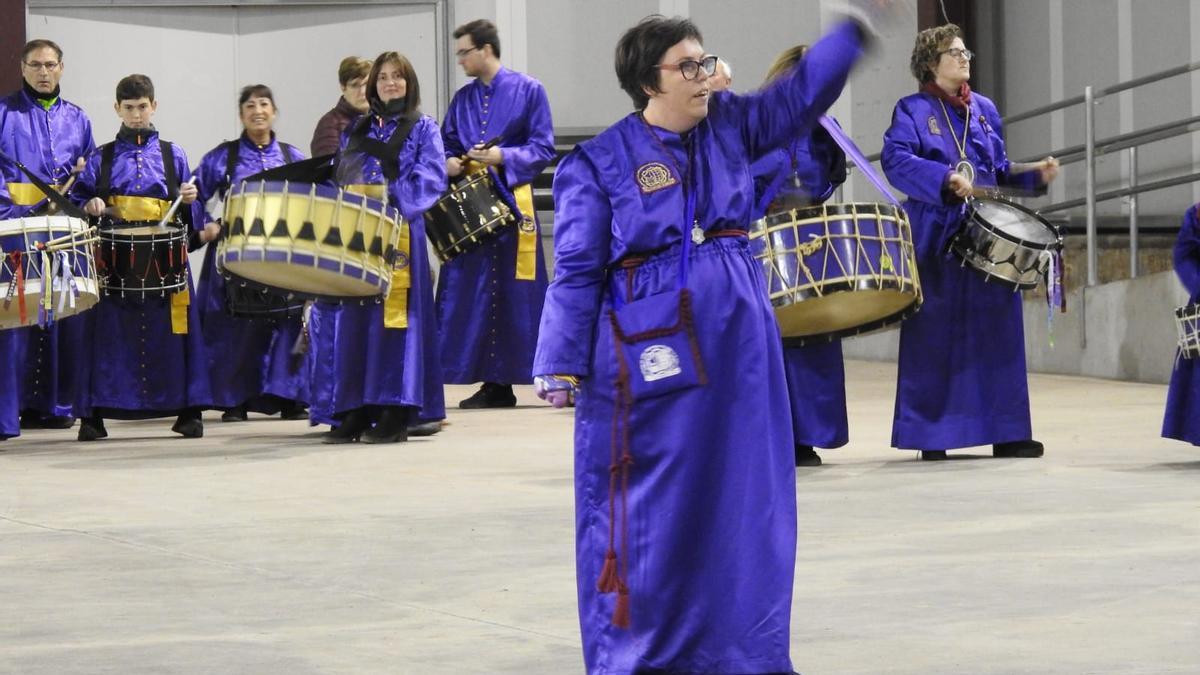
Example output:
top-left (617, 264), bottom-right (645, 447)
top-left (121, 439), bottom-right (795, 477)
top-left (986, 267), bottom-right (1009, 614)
top-left (95, 221), bottom-right (189, 300)
top-left (223, 272), bottom-right (306, 320)
top-left (1174, 303), bottom-right (1200, 360)
top-left (0, 215), bottom-right (100, 329)
top-left (218, 180), bottom-right (403, 299)
top-left (952, 197), bottom-right (1064, 290)
top-left (424, 169), bottom-right (516, 262)
top-left (749, 202), bottom-right (922, 345)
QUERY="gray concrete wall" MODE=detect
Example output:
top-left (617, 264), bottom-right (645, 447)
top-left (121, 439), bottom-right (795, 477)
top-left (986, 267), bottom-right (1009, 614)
top-left (842, 270), bottom-right (1189, 385)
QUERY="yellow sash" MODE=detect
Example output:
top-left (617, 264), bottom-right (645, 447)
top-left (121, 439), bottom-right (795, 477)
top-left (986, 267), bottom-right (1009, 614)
top-left (170, 286), bottom-right (189, 335)
top-left (382, 221), bottom-right (411, 329)
top-left (8, 182), bottom-right (61, 206)
top-left (109, 196), bottom-right (172, 222)
top-left (343, 183), bottom-right (388, 201)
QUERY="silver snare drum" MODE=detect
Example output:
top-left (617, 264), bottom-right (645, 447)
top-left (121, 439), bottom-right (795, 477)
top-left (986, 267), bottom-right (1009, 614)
top-left (1174, 303), bottom-right (1200, 360)
top-left (952, 196), bottom-right (1063, 291)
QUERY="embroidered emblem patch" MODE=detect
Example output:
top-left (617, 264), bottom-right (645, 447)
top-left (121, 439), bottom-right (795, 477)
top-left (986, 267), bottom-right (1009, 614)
top-left (639, 344), bottom-right (682, 382)
top-left (519, 216), bottom-right (537, 233)
top-left (927, 116), bottom-right (942, 136)
top-left (394, 251), bottom-right (410, 269)
top-left (636, 162), bottom-right (677, 194)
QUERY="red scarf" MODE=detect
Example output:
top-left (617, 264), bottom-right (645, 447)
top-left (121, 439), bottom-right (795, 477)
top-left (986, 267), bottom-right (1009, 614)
top-left (922, 81), bottom-right (972, 112)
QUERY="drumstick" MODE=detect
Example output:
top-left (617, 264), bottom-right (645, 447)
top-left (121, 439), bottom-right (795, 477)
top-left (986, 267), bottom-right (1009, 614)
top-left (41, 237), bottom-right (99, 252)
top-left (156, 176), bottom-right (198, 228)
top-left (37, 226), bottom-right (98, 249)
top-left (459, 135), bottom-right (504, 162)
top-left (45, 174), bottom-right (79, 215)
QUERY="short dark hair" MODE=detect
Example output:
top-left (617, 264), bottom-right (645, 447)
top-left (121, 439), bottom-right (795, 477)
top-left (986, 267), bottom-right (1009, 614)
top-left (115, 74), bottom-right (154, 102)
top-left (615, 15), bottom-right (703, 110)
top-left (21, 39), bottom-right (63, 62)
top-left (238, 84), bottom-right (276, 109)
top-left (337, 56), bottom-right (372, 87)
top-left (453, 19), bottom-right (501, 59)
top-left (366, 51), bottom-right (421, 115)
top-left (910, 23), bottom-right (964, 83)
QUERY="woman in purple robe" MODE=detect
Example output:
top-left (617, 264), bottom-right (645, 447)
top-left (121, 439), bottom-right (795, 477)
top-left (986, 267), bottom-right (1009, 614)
top-left (1163, 203), bottom-right (1200, 444)
top-left (534, 13), bottom-right (874, 674)
top-left (881, 24), bottom-right (1059, 460)
top-left (751, 44), bottom-right (850, 468)
top-left (307, 51), bottom-right (447, 444)
top-left (193, 84), bottom-right (309, 423)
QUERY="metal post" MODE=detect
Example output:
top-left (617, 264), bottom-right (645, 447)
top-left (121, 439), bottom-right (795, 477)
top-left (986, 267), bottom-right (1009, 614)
top-left (1085, 86), bottom-right (1098, 286)
top-left (1128, 146), bottom-right (1139, 278)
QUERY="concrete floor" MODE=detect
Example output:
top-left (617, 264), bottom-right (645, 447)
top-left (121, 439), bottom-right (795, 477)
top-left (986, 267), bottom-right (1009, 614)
top-left (0, 360), bottom-right (1197, 675)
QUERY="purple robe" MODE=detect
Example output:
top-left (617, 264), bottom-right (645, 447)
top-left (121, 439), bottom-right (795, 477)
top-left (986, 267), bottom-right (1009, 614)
top-left (882, 91), bottom-right (1043, 450)
top-left (0, 176), bottom-right (17, 437)
top-left (436, 67), bottom-right (554, 384)
top-left (0, 87), bottom-right (96, 419)
top-left (534, 20), bottom-right (865, 673)
top-left (193, 133), bottom-right (308, 412)
top-left (71, 128), bottom-right (212, 418)
top-left (1163, 204), bottom-right (1200, 444)
top-left (751, 120), bottom-right (849, 449)
top-left (307, 114), bottom-right (447, 425)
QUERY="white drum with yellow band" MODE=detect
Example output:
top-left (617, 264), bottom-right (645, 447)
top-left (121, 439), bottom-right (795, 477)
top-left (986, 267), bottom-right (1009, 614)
top-left (217, 180), bottom-right (405, 300)
top-left (0, 215), bottom-right (100, 330)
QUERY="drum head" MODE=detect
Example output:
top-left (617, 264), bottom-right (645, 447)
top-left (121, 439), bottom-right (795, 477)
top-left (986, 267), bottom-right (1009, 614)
top-left (971, 198), bottom-right (1059, 247)
top-left (775, 288), bottom-right (917, 338)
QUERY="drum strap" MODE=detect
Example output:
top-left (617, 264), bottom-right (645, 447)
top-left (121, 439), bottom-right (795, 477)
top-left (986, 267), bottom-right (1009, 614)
top-left (344, 115), bottom-right (419, 183)
top-left (222, 139), bottom-right (300, 191)
top-left (98, 139), bottom-right (179, 203)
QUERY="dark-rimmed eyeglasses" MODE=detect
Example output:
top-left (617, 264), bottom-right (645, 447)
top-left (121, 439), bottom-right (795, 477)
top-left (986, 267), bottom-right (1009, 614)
top-left (938, 48), bottom-right (973, 62)
top-left (23, 60), bottom-right (60, 71)
top-left (455, 46), bottom-right (480, 58)
top-left (654, 55), bottom-right (719, 81)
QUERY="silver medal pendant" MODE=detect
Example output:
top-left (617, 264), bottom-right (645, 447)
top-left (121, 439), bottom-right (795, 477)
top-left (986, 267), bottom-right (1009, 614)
top-left (691, 225), bottom-right (706, 245)
top-left (955, 159), bottom-right (976, 184)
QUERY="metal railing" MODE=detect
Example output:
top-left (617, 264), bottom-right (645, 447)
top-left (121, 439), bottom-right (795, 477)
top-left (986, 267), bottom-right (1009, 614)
top-left (865, 60), bottom-right (1200, 286)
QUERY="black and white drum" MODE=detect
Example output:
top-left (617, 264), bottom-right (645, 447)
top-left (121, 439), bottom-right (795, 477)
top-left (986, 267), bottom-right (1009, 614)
top-left (223, 272), bottom-right (306, 321)
top-left (951, 197), bottom-right (1064, 291)
top-left (1174, 303), bottom-right (1200, 360)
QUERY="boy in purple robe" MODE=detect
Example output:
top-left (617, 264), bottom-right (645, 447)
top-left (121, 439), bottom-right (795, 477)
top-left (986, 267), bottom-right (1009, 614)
top-left (881, 24), bottom-right (1059, 460)
top-left (308, 51), bottom-right (447, 444)
top-left (71, 74), bottom-right (212, 441)
top-left (438, 19), bottom-right (555, 409)
top-left (1163, 203), bottom-right (1200, 445)
top-left (534, 9), bottom-right (890, 672)
top-left (751, 44), bottom-right (851, 468)
top-left (0, 39), bottom-right (96, 430)
top-left (193, 84), bottom-right (309, 423)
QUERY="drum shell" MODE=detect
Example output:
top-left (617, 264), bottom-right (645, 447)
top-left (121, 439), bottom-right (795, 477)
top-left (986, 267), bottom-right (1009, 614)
top-left (952, 197), bottom-right (1063, 291)
top-left (749, 202), bottom-right (922, 345)
top-left (0, 215), bottom-right (100, 329)
top-left (217, 180), bottom-right (403, 300)
top-left (223, 273), bottom-right (306, 320)
top-left (96, 222), bottom-right (189, 300)
top-left (424, 170), bottom-right (516, 262)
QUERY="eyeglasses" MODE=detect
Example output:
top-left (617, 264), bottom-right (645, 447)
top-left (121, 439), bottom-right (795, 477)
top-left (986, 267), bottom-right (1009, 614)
top-left (655, 54), bottom-right (719, 81)
top-left (454, 46), bottom-right (480, 58)
top-left (23, 61), bottom-right (60, 71)
top-left (938, 48), bottom-right (974, 62)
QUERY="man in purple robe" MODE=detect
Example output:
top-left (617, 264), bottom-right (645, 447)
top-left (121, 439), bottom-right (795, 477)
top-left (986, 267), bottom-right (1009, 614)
top-left (438, 19), bottom-right (555, 409)
top-left (0, 39), bottom-right (96, 430)
top-left (71, 74), bottom-right (212, 441)
top-left (534, 10), bottom-right (885, 673)
top-left (881, 24), bottom-right (1058, 460)
top-left (193, 84), bottom-right (309, 423)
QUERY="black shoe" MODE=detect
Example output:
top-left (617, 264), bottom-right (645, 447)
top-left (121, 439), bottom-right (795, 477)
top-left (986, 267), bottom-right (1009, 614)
top-left (278, 401), bottom-right (310, 421)
top-left (221, 405), bottom-right (248, 423)
top-left (77, 417), bottom-right (108, 442)
top-left (322, 408), bottom-right (370, 444)
top-left (42, 415), bottom-right (75, 429)
top-left (362, 406), bottom-right (411, 444)
top-left (408, 420), bottom-right (443, 437)
top-left (172, 414), bottom-right (204, 438)
top-left (20, 412), bottom-right (42, 430)
top-left (920, 450), bottom-right (948, 461)
top-left (993, 440), bottom-right (1044, 458)
top-left (795, 444), bottom-right (822, 467)
top-left (459, 382), bottom-right (517, 409)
